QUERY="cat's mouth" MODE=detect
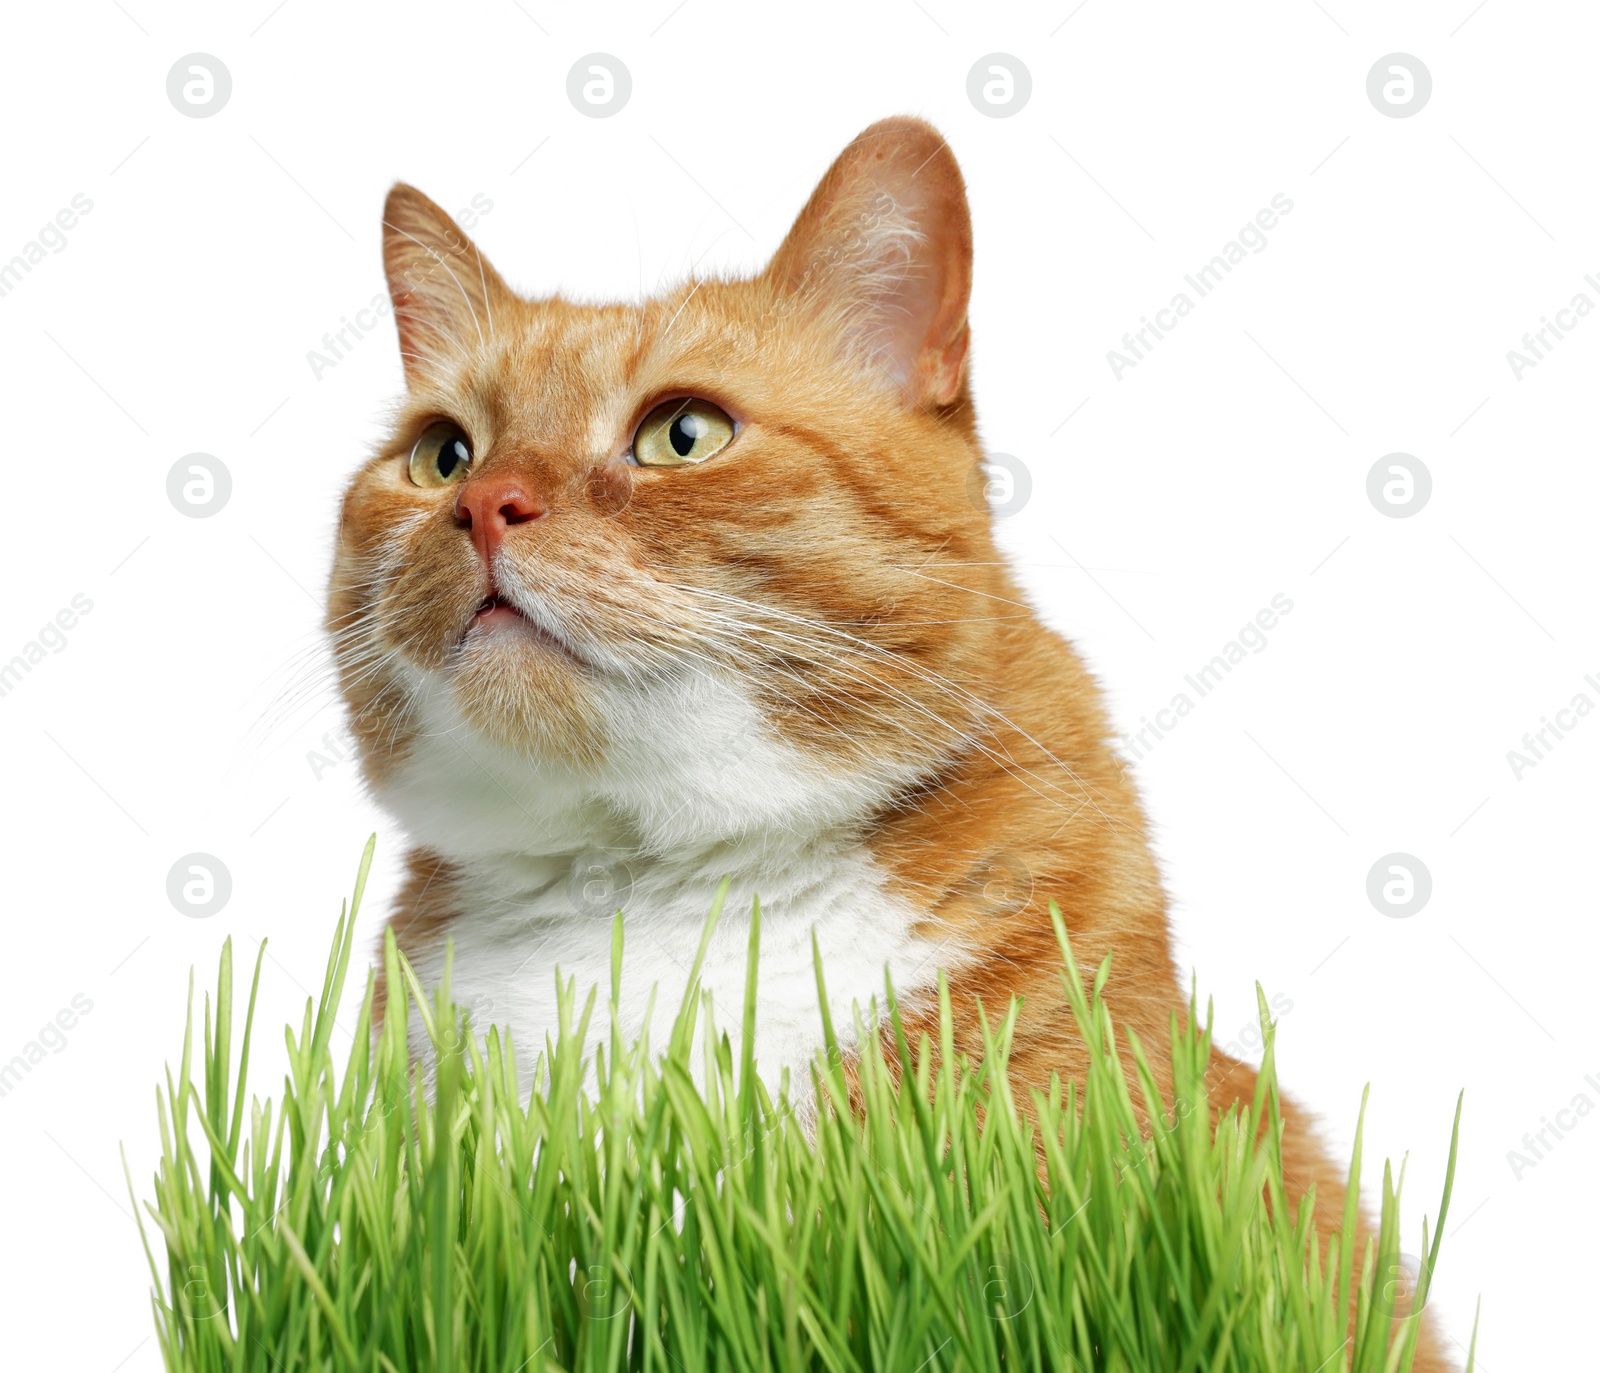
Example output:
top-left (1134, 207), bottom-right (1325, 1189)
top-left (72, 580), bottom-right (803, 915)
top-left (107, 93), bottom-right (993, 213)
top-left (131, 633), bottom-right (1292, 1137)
top-left (473, 593), bottom-right (528, 627)
top-left (466, 592), bottom-right (586, 665)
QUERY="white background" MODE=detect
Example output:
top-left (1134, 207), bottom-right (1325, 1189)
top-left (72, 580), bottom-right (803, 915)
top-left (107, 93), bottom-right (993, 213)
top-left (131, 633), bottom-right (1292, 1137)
top-left (0, 2), bottom-right (1594, 1369)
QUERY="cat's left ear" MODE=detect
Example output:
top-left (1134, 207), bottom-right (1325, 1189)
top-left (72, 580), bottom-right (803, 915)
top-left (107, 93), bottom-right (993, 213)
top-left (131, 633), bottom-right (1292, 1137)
top-left (382, 184), bottom-right (510, 386)
top-left (764, 118), bottom-right (973, 408)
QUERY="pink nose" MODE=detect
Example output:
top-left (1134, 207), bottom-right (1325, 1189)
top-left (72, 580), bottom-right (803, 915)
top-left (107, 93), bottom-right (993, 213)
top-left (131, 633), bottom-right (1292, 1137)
top-left (454, 474), bottom-right (546, 564)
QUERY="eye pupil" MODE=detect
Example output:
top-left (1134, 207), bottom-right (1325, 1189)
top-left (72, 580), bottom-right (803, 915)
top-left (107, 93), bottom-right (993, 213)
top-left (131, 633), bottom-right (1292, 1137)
top-left (437, 440), bottom-right (465, 478)
top-left (669, 413), bottom-right (704, 457)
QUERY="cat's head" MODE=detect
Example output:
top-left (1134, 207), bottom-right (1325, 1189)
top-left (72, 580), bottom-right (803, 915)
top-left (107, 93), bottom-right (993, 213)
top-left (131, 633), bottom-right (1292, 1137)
top-left (329, 117), bottom-right (1011, 852)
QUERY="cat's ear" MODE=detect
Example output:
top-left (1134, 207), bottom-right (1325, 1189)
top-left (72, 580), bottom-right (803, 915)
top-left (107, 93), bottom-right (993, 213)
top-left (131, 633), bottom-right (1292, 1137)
top-left (382, 184), bottom-right (510, 386)
top-left (764, 118), bottom-right (973, 408)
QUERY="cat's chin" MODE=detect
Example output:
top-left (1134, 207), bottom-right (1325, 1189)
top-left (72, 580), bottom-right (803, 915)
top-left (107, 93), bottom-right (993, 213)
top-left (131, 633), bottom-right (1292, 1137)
top-left (447, 630), bottom-right (608, 768)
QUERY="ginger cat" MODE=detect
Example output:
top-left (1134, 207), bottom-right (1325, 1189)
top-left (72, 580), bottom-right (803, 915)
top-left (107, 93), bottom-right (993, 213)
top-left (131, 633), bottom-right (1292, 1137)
top-left (329, 118), bottom-right (1449, 1371)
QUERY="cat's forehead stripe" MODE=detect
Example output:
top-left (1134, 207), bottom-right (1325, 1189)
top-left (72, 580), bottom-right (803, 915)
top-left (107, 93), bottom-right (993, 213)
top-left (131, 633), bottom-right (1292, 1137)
top-left (459, 292), bottom-right (753, 458)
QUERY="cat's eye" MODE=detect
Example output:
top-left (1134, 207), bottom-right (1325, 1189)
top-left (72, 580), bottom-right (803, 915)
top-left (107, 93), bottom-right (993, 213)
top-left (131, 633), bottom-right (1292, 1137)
top-left (631, 398), bottom-right (735, 468)
top-left (408, 421), bottom-right (473, 487)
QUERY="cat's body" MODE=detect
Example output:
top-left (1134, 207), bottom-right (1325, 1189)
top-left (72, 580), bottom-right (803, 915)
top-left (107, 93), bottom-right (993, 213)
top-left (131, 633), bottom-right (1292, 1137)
top-left (330, 118), bottom-right (1450, 1370)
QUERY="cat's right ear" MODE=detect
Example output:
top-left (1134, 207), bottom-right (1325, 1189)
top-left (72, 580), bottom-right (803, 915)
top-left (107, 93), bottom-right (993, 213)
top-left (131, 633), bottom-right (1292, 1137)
top-left (382, 184), bottom-right (509, 387)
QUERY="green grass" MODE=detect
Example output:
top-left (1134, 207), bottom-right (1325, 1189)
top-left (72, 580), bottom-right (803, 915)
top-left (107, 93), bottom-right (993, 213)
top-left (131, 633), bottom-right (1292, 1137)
top-left (132, 838), bottom-right (1477, 1372)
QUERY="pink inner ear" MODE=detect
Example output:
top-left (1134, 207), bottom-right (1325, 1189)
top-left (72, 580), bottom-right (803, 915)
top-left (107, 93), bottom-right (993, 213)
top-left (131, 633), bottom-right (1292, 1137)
top-left (888, 183), bottom-right (972, 405)
top-left (858, 176), bottom-right (972, 405)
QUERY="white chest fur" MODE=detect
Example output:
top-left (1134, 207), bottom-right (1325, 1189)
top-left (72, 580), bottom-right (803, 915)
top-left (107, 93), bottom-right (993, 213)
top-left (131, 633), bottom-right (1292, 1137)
top-left (402, 836), bottom-right (950, 1109)
top-left (377, 668), bottom-right (961, 1107)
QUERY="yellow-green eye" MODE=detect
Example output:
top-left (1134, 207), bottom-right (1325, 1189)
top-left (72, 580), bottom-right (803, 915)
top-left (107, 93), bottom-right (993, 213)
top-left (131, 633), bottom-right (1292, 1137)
top-left (408, 421), bottom-right (473, 487)
top-left (632, 398), bottom-right (735, 468)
